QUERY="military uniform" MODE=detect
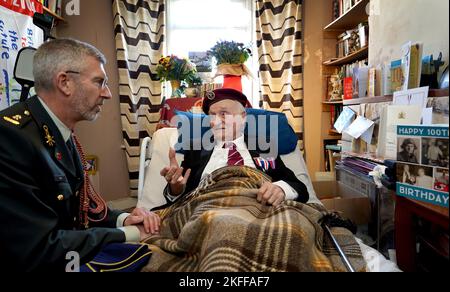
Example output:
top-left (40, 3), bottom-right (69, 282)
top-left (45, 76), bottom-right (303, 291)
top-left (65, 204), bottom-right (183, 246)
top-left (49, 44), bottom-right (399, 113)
top-left (0, 96), bottom-right (126, 271)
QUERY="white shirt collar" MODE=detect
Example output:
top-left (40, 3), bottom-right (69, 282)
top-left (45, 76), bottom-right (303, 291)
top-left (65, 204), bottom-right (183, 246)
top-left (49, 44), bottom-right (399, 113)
top-left (216, 134), bottom-right (246, 149)
top-left (37, 96), bottom-right (72, 142)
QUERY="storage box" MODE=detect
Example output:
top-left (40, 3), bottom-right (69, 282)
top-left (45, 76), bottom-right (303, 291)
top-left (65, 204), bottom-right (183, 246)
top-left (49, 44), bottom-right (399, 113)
top-left (313, 180), bottom-right (371, 225)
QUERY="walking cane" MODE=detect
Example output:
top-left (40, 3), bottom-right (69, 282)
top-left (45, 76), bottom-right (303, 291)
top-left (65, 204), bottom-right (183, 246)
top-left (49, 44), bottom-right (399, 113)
top-left (323, 224), bottom-right (356, 272)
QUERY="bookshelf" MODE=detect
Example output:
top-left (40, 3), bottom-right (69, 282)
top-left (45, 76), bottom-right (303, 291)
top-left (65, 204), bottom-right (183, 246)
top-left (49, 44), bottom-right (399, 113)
top-left (322, 100), bottom-right (344, 105)
top-left (321, 0), bottom-right (370, 172)
top-left (323, 46), bottom-right (368, 66)
top-left (42, 6), bottom-right (65, 22)
top-left (324, 0), bottom-right (370, 31)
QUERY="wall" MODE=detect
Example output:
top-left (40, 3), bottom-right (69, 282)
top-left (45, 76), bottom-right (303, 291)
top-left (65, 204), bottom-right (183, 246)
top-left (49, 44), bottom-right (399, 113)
top-left (57, 0), bottom-right (130, 201)
top-left (369, 0), bottom-right (449, 72)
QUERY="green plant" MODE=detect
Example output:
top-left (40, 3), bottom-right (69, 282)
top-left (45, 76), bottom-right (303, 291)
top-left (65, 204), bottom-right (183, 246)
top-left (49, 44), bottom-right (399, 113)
top-left (156, 55), bottom-right (197, 82)
top-left (186, 74), bottom-right (203, 87)
top-left (207, 41), bottom-right (252, 65)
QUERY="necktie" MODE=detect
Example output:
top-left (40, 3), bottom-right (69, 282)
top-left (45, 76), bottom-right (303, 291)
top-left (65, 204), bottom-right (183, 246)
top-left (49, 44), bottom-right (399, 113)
top-left (224, 142), bottom-right (244, 166)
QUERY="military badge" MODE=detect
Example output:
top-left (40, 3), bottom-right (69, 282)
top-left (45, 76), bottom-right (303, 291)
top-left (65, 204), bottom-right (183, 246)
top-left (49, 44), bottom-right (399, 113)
top-left (3, 116), bottom-right (20, 125)
top-left (206, 91), bottom-right (215, 100)
top-left (43, 125), bottom-right (56, 147)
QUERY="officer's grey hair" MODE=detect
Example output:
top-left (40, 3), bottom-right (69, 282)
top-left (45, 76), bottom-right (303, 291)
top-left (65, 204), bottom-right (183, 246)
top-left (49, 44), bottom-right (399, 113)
top-left (33, 38), bottom-right (106, 93)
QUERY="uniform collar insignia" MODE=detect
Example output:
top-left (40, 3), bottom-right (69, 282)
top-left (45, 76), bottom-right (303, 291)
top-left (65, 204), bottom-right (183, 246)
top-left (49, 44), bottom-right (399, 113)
top-left (43, 124), bottom-right (56, 147)
top-left (3, 116), bottom-right (20, 125)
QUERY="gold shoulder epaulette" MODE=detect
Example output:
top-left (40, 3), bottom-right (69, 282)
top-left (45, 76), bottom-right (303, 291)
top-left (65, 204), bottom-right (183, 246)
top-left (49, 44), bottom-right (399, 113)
top-left (2, 110), bottom-right (31, 126)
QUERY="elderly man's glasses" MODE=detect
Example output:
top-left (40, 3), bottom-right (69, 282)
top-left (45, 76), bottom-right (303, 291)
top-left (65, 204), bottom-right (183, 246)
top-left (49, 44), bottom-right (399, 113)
top-left (65, 70), bottom-right (109, 89)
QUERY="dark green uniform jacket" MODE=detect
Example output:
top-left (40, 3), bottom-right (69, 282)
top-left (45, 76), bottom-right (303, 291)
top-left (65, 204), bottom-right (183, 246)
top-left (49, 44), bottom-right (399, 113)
top-left (0, 96), bottom-right (126, 271)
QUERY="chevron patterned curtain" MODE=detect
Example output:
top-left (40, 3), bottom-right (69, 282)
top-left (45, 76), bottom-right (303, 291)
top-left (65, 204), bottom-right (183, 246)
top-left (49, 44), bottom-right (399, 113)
top-left (113, 0), bottom-right (165, 196)
top-left (255, 0), bottom-right (304, 151)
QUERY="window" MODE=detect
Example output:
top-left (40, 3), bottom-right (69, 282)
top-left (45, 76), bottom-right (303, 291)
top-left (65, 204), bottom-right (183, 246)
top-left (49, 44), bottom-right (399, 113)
top-left (166, 0), bottom-right (259, 106)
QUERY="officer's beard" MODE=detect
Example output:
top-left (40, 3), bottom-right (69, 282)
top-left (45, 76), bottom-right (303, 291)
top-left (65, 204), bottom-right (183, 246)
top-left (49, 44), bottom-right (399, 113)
top-left (71, 86), bottom-right (100, 122)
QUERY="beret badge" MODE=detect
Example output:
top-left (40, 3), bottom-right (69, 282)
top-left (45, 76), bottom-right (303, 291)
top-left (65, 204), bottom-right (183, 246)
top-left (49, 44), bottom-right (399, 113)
top-left (206, 91), bottom-right (215, 100)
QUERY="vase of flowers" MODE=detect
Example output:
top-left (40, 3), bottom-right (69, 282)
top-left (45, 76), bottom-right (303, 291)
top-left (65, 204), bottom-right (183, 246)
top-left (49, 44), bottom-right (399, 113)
top-left (156, 55), bottom-right (197, 97)
top-left (207, 41), bottom-right (253, 92)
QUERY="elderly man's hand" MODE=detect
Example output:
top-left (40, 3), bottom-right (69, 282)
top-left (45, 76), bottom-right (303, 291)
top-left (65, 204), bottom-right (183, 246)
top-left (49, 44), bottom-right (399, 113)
top-left (124, 207), bottom-right (161, 235)
top-left (160, 148), bottom-right (191, 196)
top-left (257, 182), bottom-right (286, 207)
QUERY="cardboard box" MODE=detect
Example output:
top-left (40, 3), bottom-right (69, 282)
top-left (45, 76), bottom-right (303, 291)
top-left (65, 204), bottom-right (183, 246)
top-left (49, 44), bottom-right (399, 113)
top-left (313, 180), bottom-right (371, 225)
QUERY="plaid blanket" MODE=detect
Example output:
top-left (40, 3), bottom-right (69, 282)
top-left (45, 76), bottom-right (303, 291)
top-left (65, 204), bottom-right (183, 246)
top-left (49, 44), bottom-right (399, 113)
top-left (141, 166), bottom-right (366, 272)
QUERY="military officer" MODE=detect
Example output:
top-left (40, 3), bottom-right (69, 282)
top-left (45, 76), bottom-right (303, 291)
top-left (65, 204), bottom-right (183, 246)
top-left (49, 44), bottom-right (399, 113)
top-left (0, 39), bottom-right (160, 271)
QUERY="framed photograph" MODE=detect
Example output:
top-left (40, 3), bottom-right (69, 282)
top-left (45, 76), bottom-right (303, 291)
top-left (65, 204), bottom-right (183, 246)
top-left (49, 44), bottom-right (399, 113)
top-left (188, 51), bottom-right (212, 72)
top-left (85, 155), bottom-right (98, 175)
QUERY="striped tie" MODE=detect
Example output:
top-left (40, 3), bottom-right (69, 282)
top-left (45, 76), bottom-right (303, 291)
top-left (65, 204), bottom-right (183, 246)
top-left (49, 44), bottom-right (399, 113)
top-left (224, 142), bottom-right (244, 166)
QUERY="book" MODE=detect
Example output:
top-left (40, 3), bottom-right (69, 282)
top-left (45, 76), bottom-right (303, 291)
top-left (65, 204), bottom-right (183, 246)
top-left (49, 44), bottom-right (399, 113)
top-left (390, 59), bottom-right (403, 92)
top-left (358, 22), bottom-right (368, 48)
top-left (368, 68), bottom-right (377, 97)
top-left (356, 66), bottom-right (369, 98)
top-left (408, 43), bottom-right (423, 89)
top-left (380, 62), bottom-right (392, 96)
top-left (401, 41), bottom-right (423, 91)
top-left (343, 77), bottom-right (353, 100)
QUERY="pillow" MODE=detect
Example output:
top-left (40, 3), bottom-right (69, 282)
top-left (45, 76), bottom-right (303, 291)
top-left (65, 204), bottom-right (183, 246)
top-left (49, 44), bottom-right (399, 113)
top-left (173, 109), bottom-right (298, 155)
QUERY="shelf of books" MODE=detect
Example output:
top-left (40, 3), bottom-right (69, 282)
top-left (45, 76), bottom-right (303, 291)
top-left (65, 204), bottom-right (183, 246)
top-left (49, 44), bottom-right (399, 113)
top-left (323, 46), bottom-right (368, 67)
top-left (325, 0), bottom-right (370, 31)
top-left (41, 0), bottom-right (65, 22)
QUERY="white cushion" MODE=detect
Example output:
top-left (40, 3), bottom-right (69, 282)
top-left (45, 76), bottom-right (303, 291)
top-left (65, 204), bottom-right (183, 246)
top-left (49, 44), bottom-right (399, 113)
top-left (138, 127), bottom-right (322, 210)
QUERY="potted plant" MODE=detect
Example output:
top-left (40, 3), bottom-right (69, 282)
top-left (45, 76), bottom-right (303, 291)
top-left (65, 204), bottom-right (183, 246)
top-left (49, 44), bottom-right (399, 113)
top-left (156, 55), bottom-right (197, 97)
top-left (185, 74), bottom-right (203, 97)
top-left (207, 41), bottom-right (253, 91)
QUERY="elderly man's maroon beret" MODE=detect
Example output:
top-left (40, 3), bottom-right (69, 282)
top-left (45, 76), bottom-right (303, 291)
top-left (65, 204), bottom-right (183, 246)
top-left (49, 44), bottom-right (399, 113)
top-left (202, 88), bottom-right (252, 114)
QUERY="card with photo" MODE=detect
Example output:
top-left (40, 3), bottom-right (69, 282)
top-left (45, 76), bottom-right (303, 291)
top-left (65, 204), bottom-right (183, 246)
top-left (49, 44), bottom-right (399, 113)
top-left (397, 137), bottom-right (421, 164)
top-left (422, 138), bottom-right (449, 168)
top-left (434, 168), bottom-right (449, 193)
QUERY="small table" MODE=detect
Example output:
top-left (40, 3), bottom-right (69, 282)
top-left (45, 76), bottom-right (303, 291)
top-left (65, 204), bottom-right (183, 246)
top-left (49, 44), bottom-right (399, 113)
top-left (395, 196), bottom-right (449, 272)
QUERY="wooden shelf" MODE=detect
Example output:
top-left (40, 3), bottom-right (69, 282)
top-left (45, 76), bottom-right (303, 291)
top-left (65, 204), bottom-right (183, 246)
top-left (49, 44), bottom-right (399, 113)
top-left (344, 95), bottom-right (393, 105)
top-left (329, 129), bottom-right (342, 136)
top-left (324, 0), bottom-right (370, 31)
top-left (43, 6), bottom-right (65, 22)
top-left (343, 88), bottom-right (449, 106)
top-left (322, 100), bottom-right (344, 105)
top-left (323, 46), bottom-right (368, 66)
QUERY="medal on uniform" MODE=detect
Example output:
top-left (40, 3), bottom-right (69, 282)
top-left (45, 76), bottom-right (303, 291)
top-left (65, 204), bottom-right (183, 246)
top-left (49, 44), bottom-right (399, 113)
top-left (253, 157), bottom-right (276, 172)
top-left (43, 125), bottom-right (55, 147)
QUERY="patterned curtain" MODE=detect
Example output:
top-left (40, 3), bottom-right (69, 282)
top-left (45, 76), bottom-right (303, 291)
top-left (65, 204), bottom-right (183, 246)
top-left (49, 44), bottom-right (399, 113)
top-left (113, 0), bottom-right (165, 196)
top-left (255, 0), bottom-right (304, 151)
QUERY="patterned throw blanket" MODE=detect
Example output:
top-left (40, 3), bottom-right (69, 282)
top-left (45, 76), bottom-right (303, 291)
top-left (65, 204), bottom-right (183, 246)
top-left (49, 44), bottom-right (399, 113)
top-left (141, 166), bottom-right (366, 272)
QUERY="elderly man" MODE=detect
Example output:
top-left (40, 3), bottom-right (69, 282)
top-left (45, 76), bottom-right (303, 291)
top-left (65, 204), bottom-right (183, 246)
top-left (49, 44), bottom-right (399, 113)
top-left (160, 88), bottom-right (309, 207)
top-left (0, 39), bottom-right (160, 271)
